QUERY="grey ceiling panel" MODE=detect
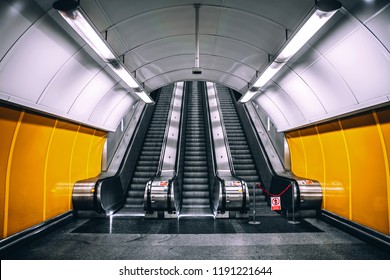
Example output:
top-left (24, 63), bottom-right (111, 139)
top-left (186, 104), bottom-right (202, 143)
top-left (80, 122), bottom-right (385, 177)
top-left (137, 54), bottom-right (255, 83)
top-left (216, 9), bottom-right (285, 54)
top-left (113, 7), bottom-right (196, 51)
top-left (144, 69), bottom-right (247, 93)
top-left (224, 0), bottom-right (314, 30)
top-left (211, 36), bottom-right (268, 70)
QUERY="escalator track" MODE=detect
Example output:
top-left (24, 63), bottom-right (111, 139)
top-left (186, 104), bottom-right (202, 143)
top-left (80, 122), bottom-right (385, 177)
top-left (216, 85), bottom-right (266, 212)
top-left (180, 82), bottom-right (213, 216)
top-left (118, 85), bottom-right (174, 215)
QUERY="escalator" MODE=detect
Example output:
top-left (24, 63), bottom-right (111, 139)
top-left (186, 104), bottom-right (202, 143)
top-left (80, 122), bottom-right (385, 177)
top-left (118, 85), bottom-right (174, 214)
top-left (216, 85), bottom-right (266, 212)
top-left (180, 82), bottom-right (213, 216)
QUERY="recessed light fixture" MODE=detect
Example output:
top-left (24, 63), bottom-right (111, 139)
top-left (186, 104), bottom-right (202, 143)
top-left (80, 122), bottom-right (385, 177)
top-left (53, 0), bottom-right (154, 104)
top-left (238, 0), bottom-right (342, 103)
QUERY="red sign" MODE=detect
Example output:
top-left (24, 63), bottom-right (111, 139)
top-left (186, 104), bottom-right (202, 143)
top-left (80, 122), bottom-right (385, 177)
top-left (271, 197), bottom-right (281, 211)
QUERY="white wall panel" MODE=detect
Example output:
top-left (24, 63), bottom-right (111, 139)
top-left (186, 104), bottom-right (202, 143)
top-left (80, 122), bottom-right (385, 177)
top-left (278, 72), bottom-right (326, 120)
top-left (89, 85), bottom-right (128, 125)
top-left (262, 83), bottom-right (305, 126)
top-left (103, 95), bottom-right (137, 130)
top-left (39, 50), bottom-right (101, 112)
top-left (68, 69), bottom-right (118, 119)
top-left (326, 28), bottom-right (390, 103)
top-left (0, 15), bottom-right (78, 102)
top-left (365, 4), bottom-right (390, 53)
top-left (300, 57), bottom-right (357, 112)
top-left (0, 1), bottom-right (41, 59)
top-left (255, 94), bottom-right (290, 130)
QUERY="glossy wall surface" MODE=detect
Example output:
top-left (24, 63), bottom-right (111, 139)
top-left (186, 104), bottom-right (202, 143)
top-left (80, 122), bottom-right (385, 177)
top-left (286, 106), bottom-right (390, 235)
top-left (0, 105), bottom-right (106, 239)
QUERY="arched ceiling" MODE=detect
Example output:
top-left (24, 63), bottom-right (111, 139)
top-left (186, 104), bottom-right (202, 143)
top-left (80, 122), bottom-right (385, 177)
top-left (1, 0), bottom-right (390, 132)
top-left (74, 0), bottom-right (315, 93)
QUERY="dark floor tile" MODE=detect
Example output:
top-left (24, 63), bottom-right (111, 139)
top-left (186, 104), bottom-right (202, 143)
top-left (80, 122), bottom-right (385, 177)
top-left (238, 216), bottom-right (323, 233)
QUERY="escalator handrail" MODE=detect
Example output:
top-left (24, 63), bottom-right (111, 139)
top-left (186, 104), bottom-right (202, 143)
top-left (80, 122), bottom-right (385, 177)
top-left (202, 82), bottom-right (225, 207)
top-left (171, 81), bottom-right (188, 209)
top-left (154, 84), bottom-right (177, 178)
top-left (228, 88), bottom-right (300, 190)
top-left (213, 83), bottom-right (248, 185)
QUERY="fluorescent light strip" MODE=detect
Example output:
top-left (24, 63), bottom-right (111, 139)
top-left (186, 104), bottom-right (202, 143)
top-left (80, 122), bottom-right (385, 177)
top-left (107, 63), bottom-right (140, 88)
top-left (57, 8), bottom-right (154, 104)
top-left (239, 8), bottom-right (338, 103)
top-left (239, 89), bottom-right (260, 103)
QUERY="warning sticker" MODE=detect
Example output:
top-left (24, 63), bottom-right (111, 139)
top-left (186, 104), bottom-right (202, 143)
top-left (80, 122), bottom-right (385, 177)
top-left (271, 196), bottom-right (281, 211)
top-left (225, 181), bottom-right (241, 187)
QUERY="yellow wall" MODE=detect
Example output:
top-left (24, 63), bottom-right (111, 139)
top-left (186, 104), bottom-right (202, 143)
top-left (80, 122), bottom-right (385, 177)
top-left (0, 105), bottom-right (106, 239)
top-left (286, 107), bottom-right (390, 235)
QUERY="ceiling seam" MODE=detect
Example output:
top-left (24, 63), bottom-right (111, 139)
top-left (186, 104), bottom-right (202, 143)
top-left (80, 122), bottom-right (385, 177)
top-left (121, 34), bottom-right (270, 56)
top-left (131, 53), bottom-right (258, 73)
top-left (104, 4), bottom-right (288, 31)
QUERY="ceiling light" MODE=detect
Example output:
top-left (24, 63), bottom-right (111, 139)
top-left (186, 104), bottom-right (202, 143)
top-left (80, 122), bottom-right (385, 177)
top-left (238, 0), bottom-right (342, 103)
top-left (53, 0), bottom-right (154, 104)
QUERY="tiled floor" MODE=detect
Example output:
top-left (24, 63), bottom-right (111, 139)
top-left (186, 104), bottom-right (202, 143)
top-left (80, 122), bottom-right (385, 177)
top-left (2, 213), bottom-right (390, 260)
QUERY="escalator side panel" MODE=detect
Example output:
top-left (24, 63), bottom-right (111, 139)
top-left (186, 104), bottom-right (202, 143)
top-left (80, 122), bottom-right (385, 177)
top-left (216, 85), bottom-right (266, 211)
top-left (119, 85), bottom-right (174, 214)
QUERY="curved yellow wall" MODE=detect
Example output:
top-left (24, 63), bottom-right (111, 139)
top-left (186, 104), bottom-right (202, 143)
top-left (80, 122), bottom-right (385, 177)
top-left (0, 105), bottom-right (106, 239)
top-left (286, 107), bottom-right (390, 235)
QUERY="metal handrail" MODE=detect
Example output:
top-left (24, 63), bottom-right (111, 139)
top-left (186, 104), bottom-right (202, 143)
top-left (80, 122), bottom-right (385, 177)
top-left (155, 83), bottom-right (177, 177)
top-left (213, 84), bottom-right (246, 185)
top-left (172, 81), bottom-right (188, 212)
top-left (202, 81), bottom-right (225, 214)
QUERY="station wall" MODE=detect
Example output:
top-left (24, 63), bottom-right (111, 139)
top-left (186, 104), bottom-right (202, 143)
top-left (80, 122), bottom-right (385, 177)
top-left (286, 106), bottom-right (390, 235)
top-left (0, 105), bottom-right (106, 239)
